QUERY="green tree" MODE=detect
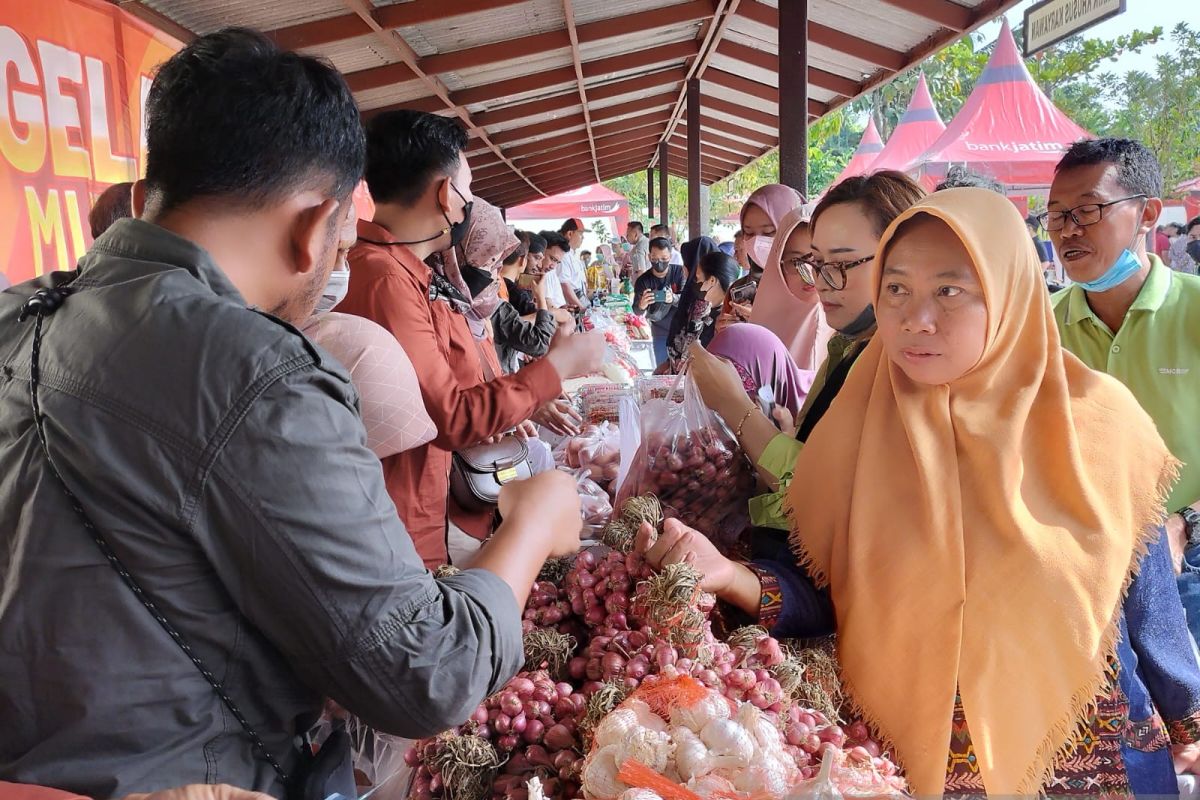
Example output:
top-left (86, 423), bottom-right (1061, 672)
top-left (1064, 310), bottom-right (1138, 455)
top-left (604, 20), bottom-right (1176, 225)
top-left (1106, 23), bottom-right (1200, 195)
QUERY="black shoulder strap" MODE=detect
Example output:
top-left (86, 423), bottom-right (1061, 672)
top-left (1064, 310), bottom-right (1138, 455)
top-left (19, 284), bottom-right (291, 783)
top-left (796, 339), bottom-right (866, 444)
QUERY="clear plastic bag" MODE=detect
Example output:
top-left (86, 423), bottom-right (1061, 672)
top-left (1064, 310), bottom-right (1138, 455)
top-left (616, 371), bottom-right (754, 552)
top-left (554, 422), bottom-right (621, 487)
top-left (575, 468), bottom-right (614, 539)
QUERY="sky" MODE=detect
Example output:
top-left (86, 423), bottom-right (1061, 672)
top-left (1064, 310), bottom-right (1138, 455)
top-left (980, 0), bottom-right (1183, 75)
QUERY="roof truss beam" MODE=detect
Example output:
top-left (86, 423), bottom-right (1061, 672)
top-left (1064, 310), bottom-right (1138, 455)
top-left (473, 67), bottom-right (686, 128)
top-left (879, 0), bottom-right (972, 31)
top-left (736, 1), bottom-right (906, 72)
top-left (270, 0), bottom-right (529, 50)
top-left (336, 1), bottom-right (713, 95)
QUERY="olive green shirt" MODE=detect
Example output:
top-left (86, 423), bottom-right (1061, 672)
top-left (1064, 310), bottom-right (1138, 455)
top-left (749, 335), bottom-right (867, 529)
top-left (1052, 255), bottom-right (1200, 511)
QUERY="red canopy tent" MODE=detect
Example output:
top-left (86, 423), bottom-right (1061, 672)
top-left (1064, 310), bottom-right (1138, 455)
top-left (507, 184), bottom-right (629, 233)
top-left (913, 18), bottom-right (1091, 190)
top-left (870, 74), bottom-right (946, 173)
top-left (830, 117), bottom-right (885, 188)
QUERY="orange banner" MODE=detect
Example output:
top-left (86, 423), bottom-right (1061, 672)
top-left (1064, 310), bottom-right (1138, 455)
top-left (0, 0), bottom-right (180, 287)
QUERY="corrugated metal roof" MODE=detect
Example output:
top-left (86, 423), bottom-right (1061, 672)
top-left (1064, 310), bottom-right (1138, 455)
top-left (354, 80), bottom-right (436, 111)
top-left (141, 0), bottom-right (345, 33)
top-left (135, 0), bottom-right (1024, 206)
top-left (302, 34), bottom-right (392, 74)
top-left (399, 0), bottom-right (564, 54)
top-left (572, 0), bottom-right (690, 25)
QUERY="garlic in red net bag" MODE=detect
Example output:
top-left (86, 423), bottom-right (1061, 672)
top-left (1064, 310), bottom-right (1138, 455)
top-left (581, 675), bottom-right (807, 800)
top-left (616, 370), bottom-right (754, 552)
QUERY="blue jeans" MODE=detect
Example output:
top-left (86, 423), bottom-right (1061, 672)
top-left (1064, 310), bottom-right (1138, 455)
top-left (652, 335), bottom-right (669, 367)
top-left (1178, 543), bottom-right (1200, 643)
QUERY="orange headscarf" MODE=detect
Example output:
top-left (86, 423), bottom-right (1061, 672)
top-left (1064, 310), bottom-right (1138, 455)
top-left (786, 188), bottom-right (1177, 796)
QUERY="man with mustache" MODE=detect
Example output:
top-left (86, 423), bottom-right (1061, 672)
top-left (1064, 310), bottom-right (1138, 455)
top-left (1048, 139), bottom-right (1200, 631)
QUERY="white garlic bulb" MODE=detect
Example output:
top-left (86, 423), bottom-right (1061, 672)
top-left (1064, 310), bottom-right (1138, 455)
top-left (594, 708), bottom-right (642, 751)
top-left (687, 773), bottom-right (739, 799)
top-left (582, 745), bottom-right (629, 800)
top-left (671, 726), bottom-right (711, 782)
top-left (617, 791), bottom-right (663, 800)
top-left (616, 728), bottom-right (674, 774)
top-left (699, 718), bottom-right (756, 768)
top-left (670, 692), bottom-right (731, 733)
top-left (626, 699), bottom-right (668, 733)
top-left (736, 702), bottom-right (788, 757)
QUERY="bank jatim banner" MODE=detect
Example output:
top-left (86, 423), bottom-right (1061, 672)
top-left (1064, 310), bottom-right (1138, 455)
top-left (1, 0), bottom-right (180, 286)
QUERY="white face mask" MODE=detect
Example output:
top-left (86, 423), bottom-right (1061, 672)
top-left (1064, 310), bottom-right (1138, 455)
top-left (749, 235), bottom-right (775, 271)
top-left (315, 269), bottom-right (350, 314)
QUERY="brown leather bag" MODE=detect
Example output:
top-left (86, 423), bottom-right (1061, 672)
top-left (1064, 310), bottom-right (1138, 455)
top-left (450, 435), bottom-right (533, 512)
top-left (449, 334), bottom-right (534, 512)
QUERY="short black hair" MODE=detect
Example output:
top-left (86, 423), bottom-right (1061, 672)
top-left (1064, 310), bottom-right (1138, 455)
top-left (1055, 138), bottom-right (1163, 199)
top-left (650, 224), bottom-right (669, 235)
top-left (541, 231), bottom-right (569, 252)
top-left (1188, 217), bottom-right (1200, 234)
top-left (504, 233), bottom-right (529, 266)
top-left (526, 232), bottom-right (547, 254)
top-left (648, 237), bottom-right (671, 253)
top-left (935, 166), bottom-right (1004, 194)
top-left (365, 109), bottom-right (468, 206)
top-left (144, 28), bottom-right (363, 211)
top-left (627, 221), bottom-right (644, 233)
top-left (1025, 214), bottom-right (1040, 228)
top-left (698, 252), bottom-right (740, 292)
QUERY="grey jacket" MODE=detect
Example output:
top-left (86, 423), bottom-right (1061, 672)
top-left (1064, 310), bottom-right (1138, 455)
top-left (0, 220), bottom-right (524, 798)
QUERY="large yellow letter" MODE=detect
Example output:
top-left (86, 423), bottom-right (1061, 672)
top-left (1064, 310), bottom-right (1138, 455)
top-left (0, 26), bottom-right (47, 174)
top-left (37, 40), bottom-right (91, 180)
top-left (85, 56), bottom-right (135, 184)
top-left (24, 187), bottom-right (67, 277)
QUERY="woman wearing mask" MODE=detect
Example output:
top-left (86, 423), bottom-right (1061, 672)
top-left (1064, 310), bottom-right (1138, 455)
top-left (303, 203), bottom-right (436, 459)
top-left (641, 187), bottom-right (1200, 796)
top-left (663, 236), bottom-right (720, 358)
top-left (691, 171), bottom-right (926, 548)
top-left (461, 212), bottom-right (557, 376)
top-left (665, 251), bottom-right (741, 370)
top-left (719, 186), bottom-right (804, 334)
top-left (723, 185), bottom-right (803, 314)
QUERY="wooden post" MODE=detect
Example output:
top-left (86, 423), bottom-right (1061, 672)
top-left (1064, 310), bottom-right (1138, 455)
top-left (659, 141), bottom-right (669, 229)
top-left (686, 77), bottom-right (702, 240)
top-left (646, 167), bottom-right (656, 221)
top-left (779, 0), bottom-right (809, 195)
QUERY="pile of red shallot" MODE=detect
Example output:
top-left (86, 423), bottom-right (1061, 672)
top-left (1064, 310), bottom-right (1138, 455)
top-left (404, 496), bottom-right (905, 800)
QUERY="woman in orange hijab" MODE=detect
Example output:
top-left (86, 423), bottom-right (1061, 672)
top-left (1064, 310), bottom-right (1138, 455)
top-left (639, 188), bottom-right (1200, 796)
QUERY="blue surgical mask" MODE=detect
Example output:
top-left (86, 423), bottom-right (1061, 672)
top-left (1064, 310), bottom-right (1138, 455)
top-left (1077, 202), bottom-right (1147, 293)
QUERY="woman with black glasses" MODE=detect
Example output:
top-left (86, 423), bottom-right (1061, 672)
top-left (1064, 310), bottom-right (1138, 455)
top-left (689, 171), bottom-right (926, 558)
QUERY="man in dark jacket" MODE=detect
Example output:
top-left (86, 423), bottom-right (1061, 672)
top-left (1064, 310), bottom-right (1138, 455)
top-left (0, 29), bottom-right (581, 799)
top-left (633, 237), bottom-right (686, 365)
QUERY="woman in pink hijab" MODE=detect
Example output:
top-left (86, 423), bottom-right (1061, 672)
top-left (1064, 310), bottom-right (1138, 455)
top-left (303, 201), bottom-right (436, 458)
top-left (725, 184), bottom-right (831, 371)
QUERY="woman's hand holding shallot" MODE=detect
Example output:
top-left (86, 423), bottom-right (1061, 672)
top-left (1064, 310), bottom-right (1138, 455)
top-left (634, 519), bottom-right (737, 595)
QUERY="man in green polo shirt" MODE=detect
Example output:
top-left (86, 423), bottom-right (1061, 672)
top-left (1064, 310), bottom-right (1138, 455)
top-left (1047, 138), bottom-right (1200, 593)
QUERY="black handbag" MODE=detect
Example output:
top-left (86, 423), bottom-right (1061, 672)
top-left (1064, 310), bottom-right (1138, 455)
top-left (19, 285), bottom-right (355, 800)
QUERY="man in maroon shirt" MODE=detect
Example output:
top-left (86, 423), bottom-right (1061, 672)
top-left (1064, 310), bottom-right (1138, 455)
top-left (339, 111), bottom-right (603, 566)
